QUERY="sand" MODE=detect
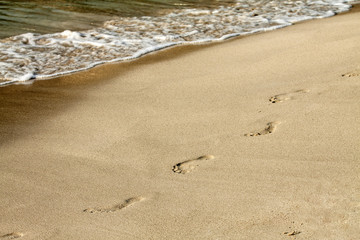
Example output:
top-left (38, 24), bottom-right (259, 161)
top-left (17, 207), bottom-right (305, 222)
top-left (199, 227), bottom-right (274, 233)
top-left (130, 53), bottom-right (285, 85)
top-left (1, 5), bottom-right (359, 240)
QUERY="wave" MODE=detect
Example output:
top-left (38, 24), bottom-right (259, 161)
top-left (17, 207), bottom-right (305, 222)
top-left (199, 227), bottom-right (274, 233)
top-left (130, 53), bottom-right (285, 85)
top-left (0, 0), bottom-right (353, 86)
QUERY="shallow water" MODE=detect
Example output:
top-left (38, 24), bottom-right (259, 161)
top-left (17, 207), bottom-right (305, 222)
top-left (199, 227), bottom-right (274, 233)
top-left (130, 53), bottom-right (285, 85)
top-left (0, 0), bottom-right (355, 85)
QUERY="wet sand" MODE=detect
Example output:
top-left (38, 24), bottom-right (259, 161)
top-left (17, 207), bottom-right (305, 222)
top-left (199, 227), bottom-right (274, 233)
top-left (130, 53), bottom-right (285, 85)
top-left (1, 5), bottom-right (359, 240)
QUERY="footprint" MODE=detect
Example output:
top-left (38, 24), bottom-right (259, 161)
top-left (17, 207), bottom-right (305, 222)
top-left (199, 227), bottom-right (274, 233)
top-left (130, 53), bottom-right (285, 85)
top-left (342, 70), bottom-right (360, 77)
top-left (172, 155), bottom-right (215, 174)
top-left (269, 89), bottom-right (309, 103)
top-left (1, 233), bottom-right (24, 239)
top-left (83, 196), bottom-right (144, 213)
top-left (244, 121), bottom-right (281, 136)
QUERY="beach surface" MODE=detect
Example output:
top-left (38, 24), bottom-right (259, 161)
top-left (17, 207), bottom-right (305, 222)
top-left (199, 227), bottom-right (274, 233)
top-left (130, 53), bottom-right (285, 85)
top-left (1, 6), bottom-right (359, 240)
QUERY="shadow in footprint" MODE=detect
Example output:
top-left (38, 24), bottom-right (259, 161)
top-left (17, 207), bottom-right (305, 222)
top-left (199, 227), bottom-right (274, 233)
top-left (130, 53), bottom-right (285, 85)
top-left (283, 230), bottom-right (301, 236)
top-left (1, 232), bottom-right (24, 239)
top-left (269, 89), bottom-right (309, 103)
top-left (172, 155), bottom-right (214, 174)
top-left (245, 121), bottom-right (281, 136)
top-left (83, 196), bottom-right (144, 213)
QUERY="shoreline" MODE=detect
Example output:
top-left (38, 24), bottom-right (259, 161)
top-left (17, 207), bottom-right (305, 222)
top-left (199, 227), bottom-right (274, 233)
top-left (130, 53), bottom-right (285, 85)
top-left (1, 4), bottom-right (359, 240)
top-left (0, 2), bottom-right (357, 87)
top-left (1, 3), bottom-right (359, 145)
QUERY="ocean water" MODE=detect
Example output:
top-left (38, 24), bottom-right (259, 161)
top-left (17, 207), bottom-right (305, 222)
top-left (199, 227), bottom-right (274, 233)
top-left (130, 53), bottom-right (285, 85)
top-left (0, 0), bottom-right (235, 39)
top-left (0, 0), bottom-right (355, 85)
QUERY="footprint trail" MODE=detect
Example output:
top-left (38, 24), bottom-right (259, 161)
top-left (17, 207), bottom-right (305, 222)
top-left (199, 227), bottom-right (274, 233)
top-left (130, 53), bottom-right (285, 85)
top-left (172, 155), bottom-right (214, 174)
top-left (83, 196), bottom-right (144, 213)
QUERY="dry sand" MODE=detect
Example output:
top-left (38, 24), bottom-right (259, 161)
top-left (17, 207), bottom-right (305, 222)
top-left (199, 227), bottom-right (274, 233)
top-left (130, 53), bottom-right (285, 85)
top-left (1, 6), bottom-right (359, 240)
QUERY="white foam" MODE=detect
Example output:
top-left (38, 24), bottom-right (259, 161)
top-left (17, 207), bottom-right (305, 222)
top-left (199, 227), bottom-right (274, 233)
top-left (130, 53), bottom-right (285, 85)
top-left (0, 0), bottom-right (354, 86)
top-left (18, 73), bottom-right (35, 81)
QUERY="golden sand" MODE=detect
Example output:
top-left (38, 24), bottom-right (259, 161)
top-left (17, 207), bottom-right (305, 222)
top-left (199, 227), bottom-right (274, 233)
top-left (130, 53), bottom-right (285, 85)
top-left (0, 6), bottom-right (359, 240)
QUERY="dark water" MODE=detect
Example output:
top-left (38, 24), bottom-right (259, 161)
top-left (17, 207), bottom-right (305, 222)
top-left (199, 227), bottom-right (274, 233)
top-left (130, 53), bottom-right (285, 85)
top-left (0, 0), bottom-right (235, 39)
